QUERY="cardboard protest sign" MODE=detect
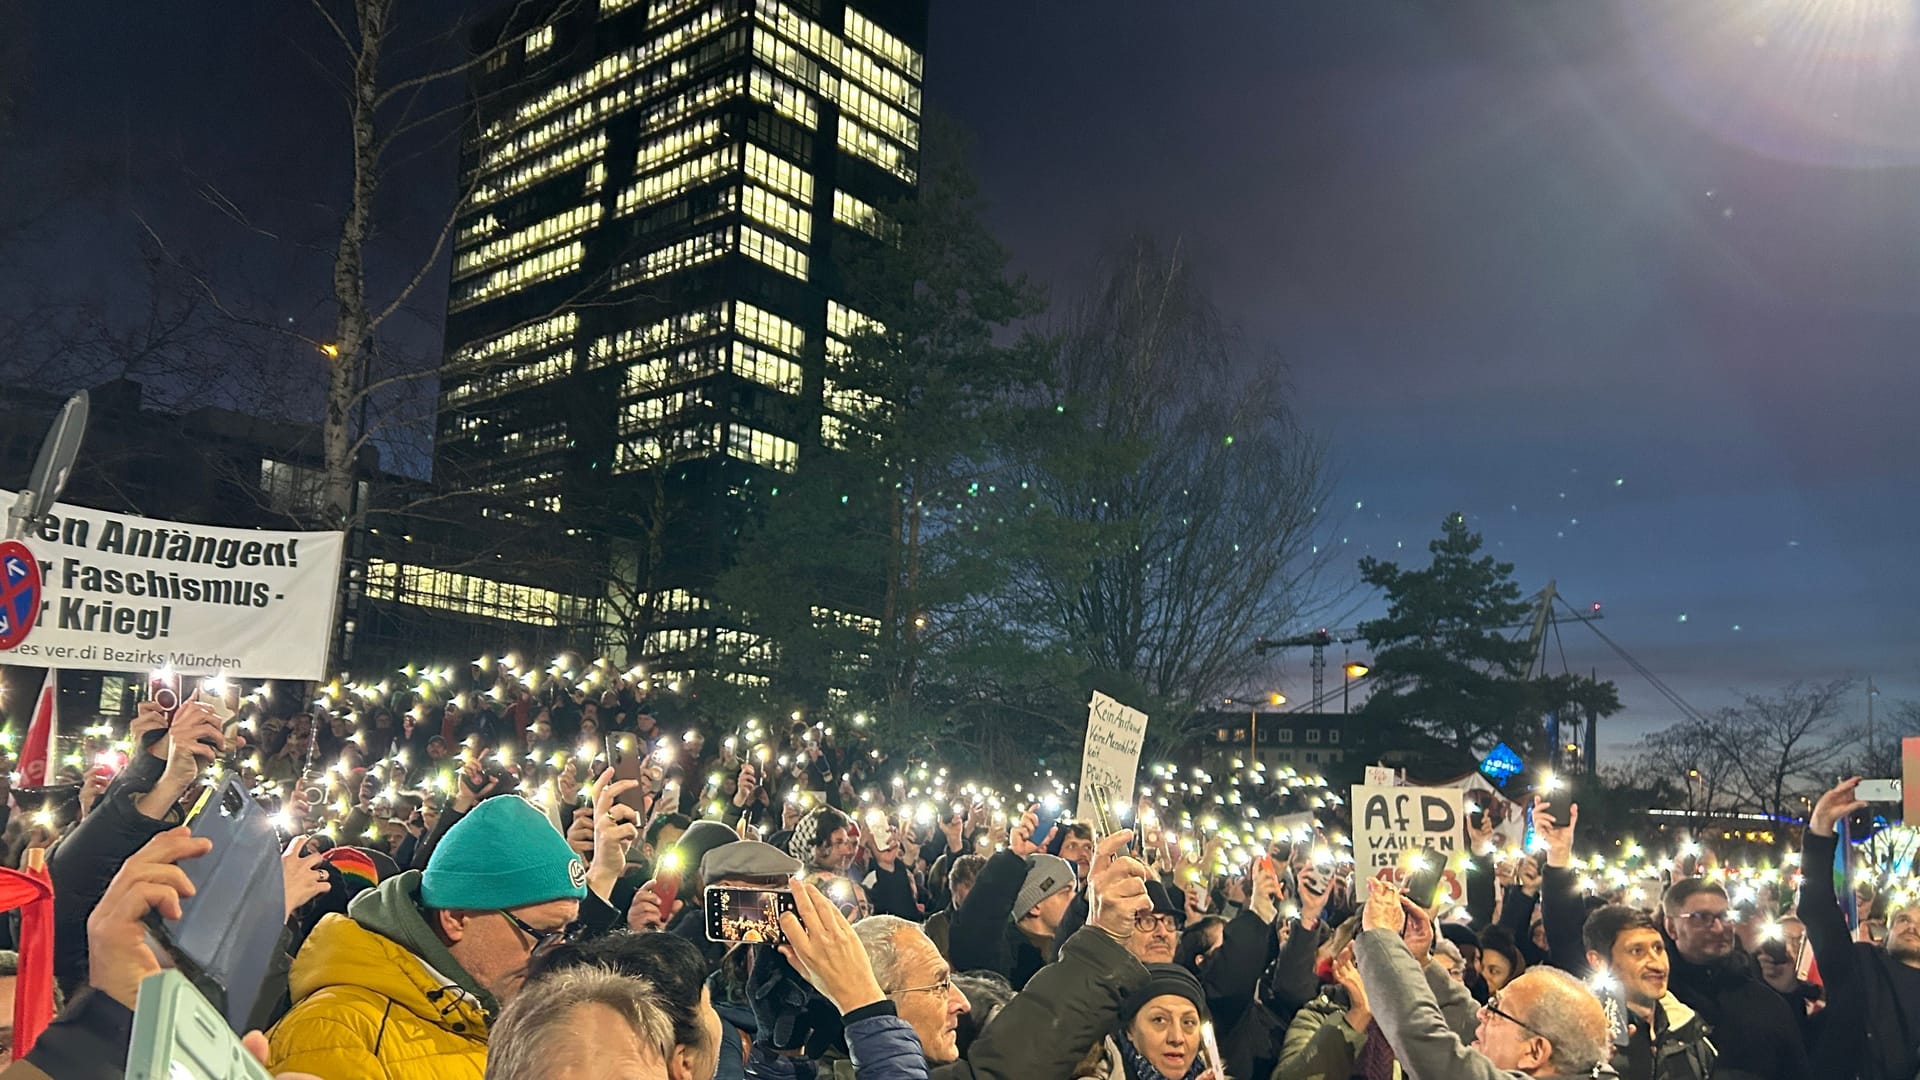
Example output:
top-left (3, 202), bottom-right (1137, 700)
top-left (1354, 783), bottom-right (1466, 901)
top-left (1076, 692), bottom-right (1148, 827)
top-left (0, 492), bottom-right (344, 679)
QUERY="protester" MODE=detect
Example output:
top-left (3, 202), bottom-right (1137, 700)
top-left (529, 931), bottom-right (724, 1080)
top-left (267, 794), bottom-right (588, 1077)
top-left (948, 806), bottom-right (1077, 989)
top-left (1802, 776), bottom-right (1920, 1080)
top-left (483, 965), bottom-right (675, 1080)
top-left (1353, 878), bottom-right (1613, 1079)
top-left (1083, 963), bottom-right (1213, 1079)
top-left (1659, 877), bottom-right (1810, 1079)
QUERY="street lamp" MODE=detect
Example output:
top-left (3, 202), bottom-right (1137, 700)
top-left (1224, 693), bottom-right (1285, 763)
top-left (1342, 662), bottom-right (1370, 714)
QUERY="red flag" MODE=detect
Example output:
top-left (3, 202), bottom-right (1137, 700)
top-left (16, 672), bottom-right (55, 789)
top-left (0, 859), bottom-right (54, 1059)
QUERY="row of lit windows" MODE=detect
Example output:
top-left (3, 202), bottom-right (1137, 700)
top-left (477, 95), bottom-right (611, 179)
top-left (617, 146), bottom-right (736, 215)
top-left (524, 25), bottom-right (555, 56)
top-left (752, 29), bottom-right (833, 98)
top-left (837, 115), bottom-right (914, 183)
top-left (600, 0), bottom-right (641, 14)
top-left (484, 468), bottom-right (561, 497)
top-left (838, 80), bottom-right (918, 150)
top-left (613, 228), bottom-right (730, 288)
top-left (824, 378), bottom-right (887, 420)
top-left (450, 241), bottom-right (583, 312)
top-left (647, 0), bottom-right (709, 29)
top-left (812, 605), bottom-right (882, 636)
top-left (471, 132), bottom-right (607, 210)
top-left (493, 421), bottom-right (569, 459)
top-left (749, 65), bottom-right (817, 129)
top-left (615, 422), bottom-right (720, 473)
top-left (827, 300), bottom-right (884, 342)
top-left (457, 214), bottom-right (500, 247)
top-left (735, 302), bottom-right (804, 355)
top-left (745, 143), bottom-right (813, 203)
top-left (728, 423), bottom-right (799, 471)
top-left (643, 70), bottom-right (745, 134)
top-left (453, 204), bottom-right (601, 280)
top-left (742, 182), bottom-right (811, 242)
top-left (733, 341), bottom-right (804, 394)
top-left (632, 27), bottom-right (751, 113)
top-left (820, 413), bottom-right (849, 449)
top-left (365, 559), bottom-right (591, 627)
top-left (714, 627), bottom-right (777, 666)
top-left (635, 116), bottom-right (727, 174)
top-left (592, 303), bottom-right (728, 369)
top-left (453, 312), bottom-right (578, 368)
top-left (643, 626), bottom-right (708, 657)
top-left (620, 389), bottom-right (713, 434)
top-left (483, 47), bottom-right (639, 149)
top-left (757, 0), bottom-right (837, 68)
top-left (443, 353), bottom-right (572, 408)
top-left (643, 588), bottom-right (711, 616)
top-left (740, 224), bottom-right (810, 281)
top-left (832, 189), bottom-right (894, 240)
top-left (839, 41), bottom-right (920, 115)
top-left (624, 343), bottom-right (727, 395)
top-left (844, 8), bottom-right (922, 80)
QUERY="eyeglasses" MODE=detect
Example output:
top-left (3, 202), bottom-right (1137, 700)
top-left (1675, 910), bottom-right (1733, 928)
top-left (1134, 913), bottom-right (1178, 933)
top-left (499, 909), bottom-right (583, 955)
top-left (888, 974), bottom-right (954, 998)
top-left (1482, 993), bottom-right (1548, 1041)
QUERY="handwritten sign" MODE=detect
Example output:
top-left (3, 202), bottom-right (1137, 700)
top-left (1076, 692), bottom-right (1148, 827)
top-left (1354, 784), bottom-right (1464, 898)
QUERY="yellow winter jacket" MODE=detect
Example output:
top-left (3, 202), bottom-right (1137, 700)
top-left (267, 871), bottom-right (494, 1080)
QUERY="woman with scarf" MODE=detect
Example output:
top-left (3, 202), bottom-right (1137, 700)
top-left (1079, 964), bottom-right (1220, 1080)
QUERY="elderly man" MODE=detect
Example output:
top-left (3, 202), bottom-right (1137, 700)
top-left (484, 967), bottom-right (675, 1080)
top-left (785, 830), bottom-right (1155, 1080)
top-left (1354, 878), bottom-right (1613, 1079)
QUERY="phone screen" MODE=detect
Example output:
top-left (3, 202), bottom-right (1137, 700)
top-left (704, 885), bottom-right (797, 945)
top-left (126, 970), bottom-right (273, 1080)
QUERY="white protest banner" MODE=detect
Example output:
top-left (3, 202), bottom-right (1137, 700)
top-left (1076, 691), bottom-right (1148, 826)
top-left (1353, 783), bottom-right (1465, 899)
top-left (0, 491), bottom-right (345, 679)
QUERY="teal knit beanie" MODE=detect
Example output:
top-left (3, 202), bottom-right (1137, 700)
top-left (421, 795), bottom-right (588, 911)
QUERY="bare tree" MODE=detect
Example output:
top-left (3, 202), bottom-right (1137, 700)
top-left (1005, 236), bottom-right (1344, 753)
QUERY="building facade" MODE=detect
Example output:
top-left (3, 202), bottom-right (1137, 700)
top-left (433, 0), bottom-right (927, 681)
top-left (1199, 708), bottom-right (1349, 775)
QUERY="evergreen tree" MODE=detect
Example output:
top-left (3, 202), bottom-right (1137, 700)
top-left (1353, 512), bottom-right (1619, 776)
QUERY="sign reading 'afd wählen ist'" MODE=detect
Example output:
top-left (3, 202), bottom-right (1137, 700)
top-left (0, 491), bottom-right (344, 679)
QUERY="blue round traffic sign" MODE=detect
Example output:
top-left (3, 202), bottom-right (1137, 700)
top-left (0, 540), bottom-right (42, 651)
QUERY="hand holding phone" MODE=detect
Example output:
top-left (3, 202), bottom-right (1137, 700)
top-left (705, 885), bottom-right (798, 945)
top-left (1857, 779), bottom-right (1903, 803)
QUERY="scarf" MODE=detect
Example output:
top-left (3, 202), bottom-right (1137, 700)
top-left (1353, 1018), bottom-right (1399, 1080)
top-left (1116, 1029), bottom-right (1208, 1080)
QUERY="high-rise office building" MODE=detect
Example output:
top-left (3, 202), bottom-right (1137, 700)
top-left (431, 0), bottom-right (926, 680)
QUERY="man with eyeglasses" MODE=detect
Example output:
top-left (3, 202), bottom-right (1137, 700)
top-left (268, 794), bottom-right (589, 1078)
top-left (1355, 877), bottom-right (1613, 1078)
top-left (1661, 876), bottom-right (1811, 1079)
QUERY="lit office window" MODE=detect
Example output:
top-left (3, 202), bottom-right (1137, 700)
top-left (365, 558), bottom-right (591, 627)
top-left (742, 183), bottom-right (811, 242)
top-left (617, 148), bottom-right (738, 216)
top-left (748, 66), bottom-right (817, 129)
top-left (601, 0), bottom-right (642, 14)
top-left (449, 242), bottom-right (584, 312)
top-left (592, 303), bottom-right (728, 369)
top-left (744, 144), bottom-right (813, 203)
top-left (734, 302), bottom-right (805, 355)
top-left (811, 605), bottom-right (882, 636)
top-left (471, 132), bottom-right (607, 209)
top-left (443, 353), bottom-right (572, 408)
top-left (726, 423), bottom-right (799, 471)
top-left (730, 341), bottom-right (803, 395)
top-left (613, 228), bottom-right (732, 288)
top-left (752, 29), bottom-right (835, 97)
top-left (623, 343), bottom-right (728, 394)
top-left (832, 189), bottom-right (895, 241)
top-left (454, 204), bottom-right (602, 280)
top-left (644, 71), bottom-right (747, 131)
top-left (524, 25), bottom-right (555, 56)
top-left (634, 117), bottom-right (727, 173)
top-left (837, 116), bottom-right (915, 183)
top-left (739, 225), bottom-right (810, 281)
top-left (616, 422), bottom-right (722, 473)
top-left (756, 0), bottom-right (839, 63)
top-left (820, 413), bottom-right (848, 449)
top-left (837, 81), bottom-right (918, 150)
top-left (824, 378), bottom-right (887, 420)
top-left (843, 8), bottom-right (923, 80)
top-left (839, 41), bottom-right (920, 114)
top-left (454, 312), bottom-right (578, 368)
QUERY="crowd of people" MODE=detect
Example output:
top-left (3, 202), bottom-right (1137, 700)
top-left (0, 664), bottom-right (1910, 1079)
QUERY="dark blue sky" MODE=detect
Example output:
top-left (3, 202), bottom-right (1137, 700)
top-left (8, 1), bottom-right (1918, 759)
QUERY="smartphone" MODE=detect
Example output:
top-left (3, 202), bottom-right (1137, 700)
top-left (1087, 784), bottom-right (1116, 838)
top-left (1030, 802), bottom-right (1064, 845)
top-left (1199, 1019), bottom-right (1226, 1080)
top-left (1405, 863), bottom-right (1444, 909)
top-left (651, 847), bottom-right (684, 911)
top-left (126, 970), bottom-right (273, 1080)
top-left (145, 778), bottom-right (287, 1032)
top-left (705, 885), bottom-right (797, 945)
top-left (1522, 803), bottom-right (1539, 853)
top-left (609, 739), bottom-right (652, 816)
top-left (1858, 779), bottom-right (1903, 803)
top-left (149, 670), bottom-right (182, 721)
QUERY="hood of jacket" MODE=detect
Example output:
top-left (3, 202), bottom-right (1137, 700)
top-left (290, 869), bottom-right (496, 1023)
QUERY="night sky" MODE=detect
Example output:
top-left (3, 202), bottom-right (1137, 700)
top-left (8, 2), bottom-right (1919, 760)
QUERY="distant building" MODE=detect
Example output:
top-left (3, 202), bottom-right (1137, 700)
top-left (1197, 708), bottom-right (1349, 775)
top-left (434, 0), bottom-right (928, 683)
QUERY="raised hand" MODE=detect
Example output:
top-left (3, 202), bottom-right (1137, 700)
top-left (589, 767), bottom-right (642, 900)
top-left (1532, 797), bottom-right (1579, 869)
top-left (1811, 777), bottom-right (1868, 838)
top-left (779, 881), bottom-right (887, 1014)
top-left (1361, 876), bottom-right (1406, 936)
top-left (1088, 830), bottom-right (1151, 942)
